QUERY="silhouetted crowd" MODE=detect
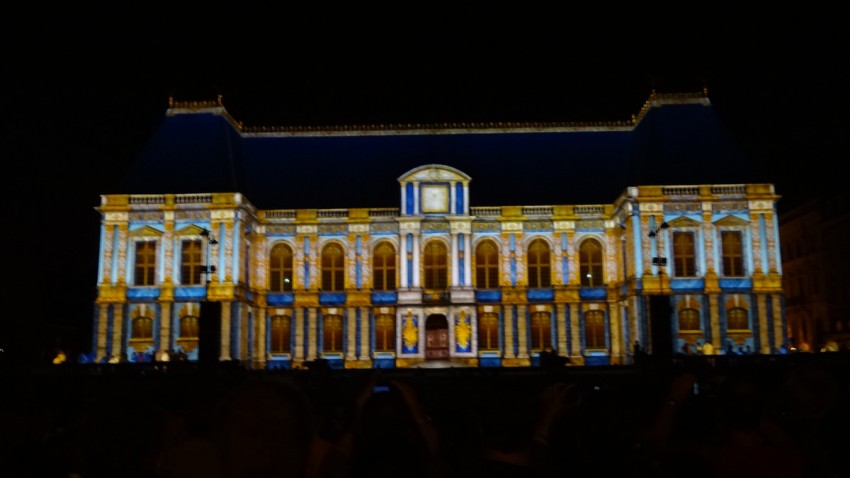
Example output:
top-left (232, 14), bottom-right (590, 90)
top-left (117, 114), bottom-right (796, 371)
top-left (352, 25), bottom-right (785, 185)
top-left (2, 354), bottom-right (849, 477)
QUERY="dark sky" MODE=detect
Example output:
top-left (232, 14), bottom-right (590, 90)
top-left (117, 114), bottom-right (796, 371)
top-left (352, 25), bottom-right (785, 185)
top-left (3, 6), bottom-right (848, 359)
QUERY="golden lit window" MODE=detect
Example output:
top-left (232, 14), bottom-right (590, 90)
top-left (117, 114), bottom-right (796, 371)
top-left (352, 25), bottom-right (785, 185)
top-left (179, 316), bottom-right (199, 338)
top-left (374, 314), bottom-right (395, 352)
top-left (270, 315), bottom-right (291, 353)
top-left (134, 241), bottom-right (157, 286)
top-left (530, 311), bottom-right (552, 351)
top-left (527, 239), bottom-right (551, 288)
top-left (181, 239), bottom-right (204, 285)
top-left (132, 316), bottom-right (153, 339)
top-left (475, 240), bottom-right (500, 289)
top-left (423, 241), bottom-right (448, 290)
top-left (727, 307), bottom-right (749, 330)
top-left (323, 315), bottom-right (343, 353)
top-left (478, 313), bottom-right (499, 351)
top-left (579, 238), bottom-right (604, 287)
top-left (177, 315), bottom-right (199, 352)
top-left (321, 243), bottom-right (345, 291)
top-left (721, 231), bottom-right (744, 277)
top-left (679, 308), bottom-right (700, 331)
top-left (584, 310), bottom-right (606, 349)
top-left (373, 242), bottom-right (397, 291)
top-left (270, 243), bottom-right (294, 292)
top-left (672, 232), bottom-right (696, 277)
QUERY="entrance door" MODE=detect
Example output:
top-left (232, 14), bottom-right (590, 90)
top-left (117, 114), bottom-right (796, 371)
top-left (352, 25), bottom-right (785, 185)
top-left (425, 315), bottom-right (449, 360)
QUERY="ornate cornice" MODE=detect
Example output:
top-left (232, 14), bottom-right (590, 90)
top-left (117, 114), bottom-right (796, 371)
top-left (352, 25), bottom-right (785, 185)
top-left (164, 89), bottom-right (711, 137)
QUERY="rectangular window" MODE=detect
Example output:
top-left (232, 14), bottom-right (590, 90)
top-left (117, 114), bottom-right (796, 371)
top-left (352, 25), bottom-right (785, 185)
top-left (270, 316), bottom-right (291, 353)
top-left (478, 313), bottom-right (499, 350)
top-left (374, 314), bottom-right (395, 352)
top-left (530, 312), bottom-right (552, 351)
top-left (672, 232), bottom-right (696, 277)
top-left (585, 310), bottom-right (606, 349)
top-left (323, 315), bottom-right (343, 353)
top-left (721, 231), bottom-right (744, 276)
top-left (134, 242), bottom-right (157, 286)
top-left (181, 240), bottom-right (203, 285)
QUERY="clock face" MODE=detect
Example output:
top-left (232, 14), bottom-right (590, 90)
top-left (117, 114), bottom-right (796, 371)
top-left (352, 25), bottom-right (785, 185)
top-left (421, 184), bottom-right (449, 213)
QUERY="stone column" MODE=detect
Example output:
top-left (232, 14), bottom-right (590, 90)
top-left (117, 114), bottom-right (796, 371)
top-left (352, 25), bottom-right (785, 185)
top-left (412, 234), bottom-right (421, 288)
top-left (159, 302), bottom-right (172, 353)
top-left (346, 307), bottom-right (358, 361)
top-left (608, 301), bottom-right (622, 364)
top-left (556, 302), bottom-right (568, 354)
top-left (359, 306), bottom-right (371, 360)
top-left (757, 294), bottom-right (769, 353)
top-left (709, 294), bottom-right (721, 350)
top-left (96, 305), bottom-right (110, 362)
top-left (218, 301), bottom-right (232, 361)
top-left (294, 308), bottom-right (305, 361)
top-left (772, 294), bottom-right (784, 351)
top-left (503, 306), bottom-right (515, 359)
top-left (570, 303), bottom-right (581, 358)
top-left (451, 233), bottom-right (459, 286)
top-left (463, 233), bottom-right (472, 287)
top-left (308, 308), bottom-right (318, 360)
top-left (516, 304), bottom-right (528, 358)
top-left (255, 307), bottom-right (267, 369)
top-left (111, 306), bottom-right (125, 361)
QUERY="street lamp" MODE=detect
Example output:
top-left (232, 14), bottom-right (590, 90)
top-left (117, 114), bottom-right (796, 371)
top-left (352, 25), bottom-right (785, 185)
top-left (200, 228), bottom-right (217, 284)
top-left (648, 221), bottom-right (669, 272)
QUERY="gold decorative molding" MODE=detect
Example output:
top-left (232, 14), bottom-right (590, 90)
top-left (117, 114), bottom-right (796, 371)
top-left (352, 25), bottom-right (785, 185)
top-left (501, 288), bottom-right (527, 305)
top-left (96, 284), bottom-right (127, 304)
top-left (294, 291), bottom-right (319, 308)
top-left (554, 287), bottom-right (580, 303)
top-left (346, 290), bottom-right (372, 307)
top-left (206, 283), bottom-right (235, 301)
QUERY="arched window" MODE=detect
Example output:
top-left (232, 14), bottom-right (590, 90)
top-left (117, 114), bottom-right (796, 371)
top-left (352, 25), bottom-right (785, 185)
top-left (721, 231), bottom-right (744, 277)
top-left (679, 308), bottom-right (700, 331)
top-left (181, 239), bottom-right (204, 285)
top-left (475, 240), bottom-right (500, 289)
top-left (132, 316), bottom-right (153, 339)
top-left (179, 316), bottom-right (199, 339)
top-left (321, 243), bottom-right (345, 291)
top-left (323, 315), bottom-right (343, 353)
top-left (374, 313), bottom-right (395, 352)
top-left (727, 307), bottom-right (749, 330)
top-left (129, 315), bottom-right (154, 354)
top-left (373, 242), bottom-right (397, 291)
top-left (177, 315), bottom-right (199, 352)
top-left (673, 232), bottom-right (696, 277)
top-left (527, 239), bottom-right (551, 288)
top-left (584, 310), bottom-right (606, 349)
top-left (478, 313), bottom-right (499, 351)
top-left (270, 243), bottom-right (294, 292)
top-left (423, 241), bottom-right (448, 290)
top-left (579, 238), bottom-right (604, 287)
top-left (530, 311), bottom-right (552, 351)
top-left (270, 315), bottom-right (291, 354)
top-left (134, 241), bottom-right (157, 286)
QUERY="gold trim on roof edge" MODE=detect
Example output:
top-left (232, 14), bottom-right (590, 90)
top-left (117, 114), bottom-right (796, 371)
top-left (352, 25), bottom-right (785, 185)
top-left (166, 89), bottom-right (709, 136)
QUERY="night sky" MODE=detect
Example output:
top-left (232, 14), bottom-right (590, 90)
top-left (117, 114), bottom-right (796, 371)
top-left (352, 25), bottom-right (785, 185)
top-left (3, 6), bottom-right (847, 361)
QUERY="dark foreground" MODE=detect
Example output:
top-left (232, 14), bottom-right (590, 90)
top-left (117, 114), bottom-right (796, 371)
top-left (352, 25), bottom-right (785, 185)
top-left (2, 353), bottom-right (849, 477)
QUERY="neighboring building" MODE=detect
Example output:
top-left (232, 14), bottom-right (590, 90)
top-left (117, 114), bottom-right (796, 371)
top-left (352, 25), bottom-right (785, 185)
top-left (93, 91), bottom-right (786, 368)
top-left (780, 192), bottom-right (850, 351)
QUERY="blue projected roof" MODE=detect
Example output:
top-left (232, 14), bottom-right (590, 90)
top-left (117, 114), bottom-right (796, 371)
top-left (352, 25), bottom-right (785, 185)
top-left (119, 92), bottom-right (753, 209)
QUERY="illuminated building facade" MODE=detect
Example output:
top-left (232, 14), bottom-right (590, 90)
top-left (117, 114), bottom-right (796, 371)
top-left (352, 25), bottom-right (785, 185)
top-left (93, 91), bottom-right (786, 368)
